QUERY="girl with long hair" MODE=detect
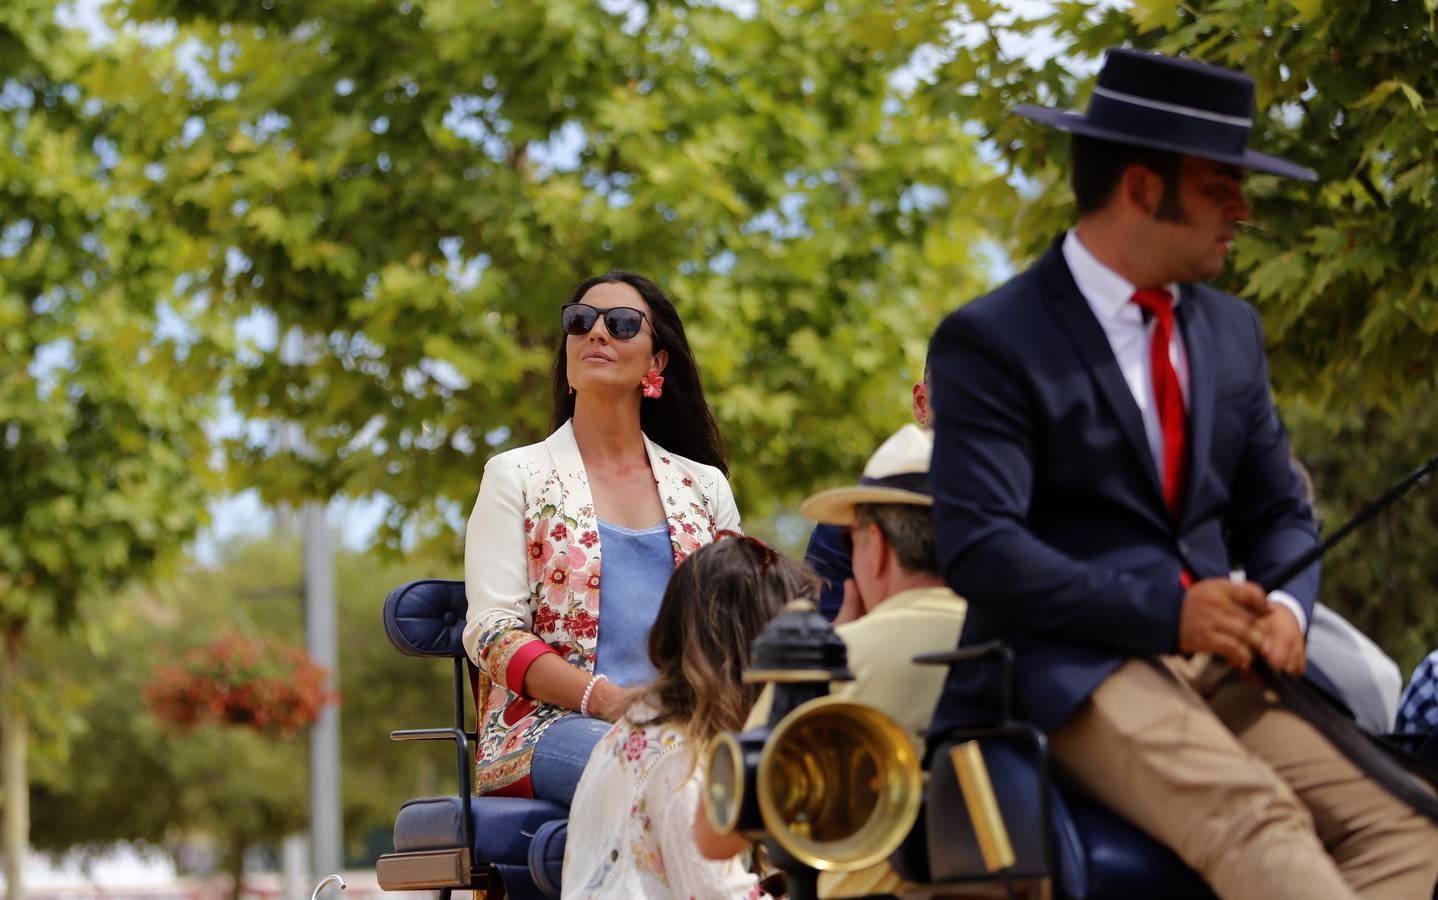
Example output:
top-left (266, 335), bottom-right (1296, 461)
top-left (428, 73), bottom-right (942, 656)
top-left (562, 533), bottom-right (818, 899)
top-left (463, 271), bottom-right (737, 802)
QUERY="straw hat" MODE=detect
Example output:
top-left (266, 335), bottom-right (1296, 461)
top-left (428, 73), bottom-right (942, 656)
top-left (799, 425), bottom-right (933, 526)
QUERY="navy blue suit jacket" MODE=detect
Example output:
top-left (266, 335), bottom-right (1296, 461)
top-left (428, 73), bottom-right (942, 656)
top-left (927, 241), bottom-right (1320, 736)
top-left (803, 523), bottom-right (850, 621)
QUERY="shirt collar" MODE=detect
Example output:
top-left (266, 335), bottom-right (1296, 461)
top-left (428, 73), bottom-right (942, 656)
top-left (1061, 230), bottom-right (1180, 321)
top-left (861, 585), bottom-right (963, 616)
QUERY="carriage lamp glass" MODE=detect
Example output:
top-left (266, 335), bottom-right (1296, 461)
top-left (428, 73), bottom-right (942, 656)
top-left (704, 731), bottom-right (745, 836)
top-left (754, 697), bottom-right (922, 872)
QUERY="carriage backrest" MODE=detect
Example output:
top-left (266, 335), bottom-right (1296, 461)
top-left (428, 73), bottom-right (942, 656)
top-left (383, 579), bottom-right (468, 659)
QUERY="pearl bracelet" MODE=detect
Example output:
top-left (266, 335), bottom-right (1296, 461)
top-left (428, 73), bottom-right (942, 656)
top-left (579, 673), bottom-right (608, 717)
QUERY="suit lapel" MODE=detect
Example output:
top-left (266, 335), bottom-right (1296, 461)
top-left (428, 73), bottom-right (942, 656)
top-left (1176, 285), bottom-right (1213, 529)
top-left (641, 434), bottom-right (691, 568)
top-left (1038, 245), bottom-right (1167, 512)
top-left (543, 420), bottom-right (599, 544)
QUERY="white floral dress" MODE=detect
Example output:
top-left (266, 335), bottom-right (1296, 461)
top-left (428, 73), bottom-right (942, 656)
top-left (562, 704), bottom-right (768, 900)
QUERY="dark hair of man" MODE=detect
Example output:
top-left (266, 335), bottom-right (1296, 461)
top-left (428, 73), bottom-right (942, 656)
top-left (1070, 134), bottom-right (1186, 222)
top-left (854, 503), bottom-right (939, 576)
top-left (633, 538), bottom-right (820, 749)
top-left (550, 270), bottom-right (728, 474)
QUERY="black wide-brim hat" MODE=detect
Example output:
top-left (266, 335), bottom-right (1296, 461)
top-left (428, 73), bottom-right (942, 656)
top-left (1016, 47), bottom-right (1316, 182)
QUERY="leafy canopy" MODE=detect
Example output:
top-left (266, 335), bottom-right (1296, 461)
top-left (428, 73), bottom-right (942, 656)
top-left (102, 0), bottom-right (994, 553)
top-left (920, 0), bottom-right (1438, 410)
top-left (0, 0), bottom-right (215, 632)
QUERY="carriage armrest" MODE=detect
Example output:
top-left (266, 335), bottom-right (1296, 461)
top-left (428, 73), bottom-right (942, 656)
top-left (913, 640), bottom-right (1014, 667)
top-left (392, 728), bottom-right (478, 743)
top-left (391, 727), bottom-right (475, 851)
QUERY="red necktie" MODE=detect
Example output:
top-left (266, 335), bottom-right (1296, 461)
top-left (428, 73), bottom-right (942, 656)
top-left (1131, 288), bottom-right (1187, 522)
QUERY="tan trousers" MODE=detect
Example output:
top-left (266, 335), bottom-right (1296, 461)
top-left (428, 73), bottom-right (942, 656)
top-left (1050, 655), bottom-right (1438, 900)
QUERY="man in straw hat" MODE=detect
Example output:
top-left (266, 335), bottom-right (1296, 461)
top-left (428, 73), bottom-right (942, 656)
top-left (743, 423), bottom-right (965, 898)
top-left (926, 48), bottom-right (1437, 897)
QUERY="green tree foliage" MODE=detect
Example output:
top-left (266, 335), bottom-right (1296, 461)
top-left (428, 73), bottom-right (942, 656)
top-left (923, 0), bottom-right (1438, 408)
top-left (29, 536), bottom-right (454, 880)
top-left (916, 0), bottom-right (1438, 670)
top-left (1289, 399), bottom-right (1438, 675)
top-left (94, 0), bottom-right (993, 553)
top-left (0, 3), bottom-right (216, 894)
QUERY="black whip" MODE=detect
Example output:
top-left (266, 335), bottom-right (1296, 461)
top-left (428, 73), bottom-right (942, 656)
top-left (1265, 450), bottom-right (1438, 591)
top-left (1251, 449), bottom-right (1438, 823)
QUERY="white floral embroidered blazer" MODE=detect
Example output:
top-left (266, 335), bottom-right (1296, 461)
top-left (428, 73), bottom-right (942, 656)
top-left (462, 420), bottom-right (740, 796)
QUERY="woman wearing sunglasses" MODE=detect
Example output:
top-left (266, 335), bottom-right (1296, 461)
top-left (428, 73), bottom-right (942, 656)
top-left (462, 270), bottom-right (738, 803)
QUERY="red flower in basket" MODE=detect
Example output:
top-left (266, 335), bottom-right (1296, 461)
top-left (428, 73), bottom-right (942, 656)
top-left (144, 631), bottom-right (336, 738)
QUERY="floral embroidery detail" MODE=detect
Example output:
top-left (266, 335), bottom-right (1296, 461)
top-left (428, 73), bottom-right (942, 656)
top-left (485, 629), bottom-right (546, 688)
top-left (623, 728), bottom-right (648, 761)
top-left (545, 544), bottom-right (586, 605)
top-left (563, 607), bottom-right (598, 640)
top-left (579, 529), bottom-right (599, 548)
top-left (673, 529), bottom-right (703, 559)
top-left (681, 477), bottom-right (692, 487)
top-left (527, 519), bottom-right (551, 583)
top-left (546, 566), bottom-right (568, 589)
top-left (534, 605), bottom-right (560, 636)
top-left (629, 794), bottom-right (666, 879)
top-left (660, 456), bottom-right (671, 464)
top-left (579, 559), bottom-right (602, 607)
top-left (499, 722), bottom-right (531, 754)
top-left (681, 521), bottom-right (697, 535)
top-left (550, 522), bottom-right (569, 541)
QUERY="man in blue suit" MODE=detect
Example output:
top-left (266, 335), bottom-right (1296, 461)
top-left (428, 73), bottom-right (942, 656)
top-left (927, 48), bottom-right (1437, 898)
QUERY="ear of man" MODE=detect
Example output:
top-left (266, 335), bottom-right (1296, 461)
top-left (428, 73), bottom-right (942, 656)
top-left (867, 521), bottom-right (892, 579)
top-left (1120, 164), bottom-right (1164, 219)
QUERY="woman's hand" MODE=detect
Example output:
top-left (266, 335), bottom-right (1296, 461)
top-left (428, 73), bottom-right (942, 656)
top-left (588, 679), bottom-right (639, 722)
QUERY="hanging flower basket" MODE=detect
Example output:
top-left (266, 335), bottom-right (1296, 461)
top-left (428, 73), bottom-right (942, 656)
top-left (145, 631), bottom-right (337, 737)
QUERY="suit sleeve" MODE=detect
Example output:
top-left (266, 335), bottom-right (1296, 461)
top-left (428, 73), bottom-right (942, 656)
top-left (711, 468), bottom-right (742, 533)
top-left (462, 453), bottom-right (556, 684)
top-left (929, 310), bottom-right (1184, 655)
top-left (1223, 305), bottom-right (1320, 618)
top-left (803, 524), bottom-right (852, 621)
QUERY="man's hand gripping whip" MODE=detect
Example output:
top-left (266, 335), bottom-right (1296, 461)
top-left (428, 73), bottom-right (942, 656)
top-left (1253, 450), bottom-right (1438, 823)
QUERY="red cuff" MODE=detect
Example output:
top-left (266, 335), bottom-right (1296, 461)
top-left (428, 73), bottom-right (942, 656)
top-left (482, 774), bottom-right (534, 799)
top-left (506, 640), bottom-right (559, 694)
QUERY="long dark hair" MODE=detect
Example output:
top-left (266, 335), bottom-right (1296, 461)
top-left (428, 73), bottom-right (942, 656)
top-left (550, 270), bottom-right (728, 474)
top-left (632, 536), bottom-right (820, 749)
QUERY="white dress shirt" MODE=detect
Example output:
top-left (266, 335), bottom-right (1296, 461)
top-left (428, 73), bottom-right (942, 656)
top-left (1061, 231), bottom-right (1307, 631)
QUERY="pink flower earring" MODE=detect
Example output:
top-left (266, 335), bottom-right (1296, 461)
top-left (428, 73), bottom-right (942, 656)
top-left (641, 368), bottom-right (664, 399)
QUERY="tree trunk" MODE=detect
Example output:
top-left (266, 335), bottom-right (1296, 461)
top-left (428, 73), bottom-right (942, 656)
top-left (225, 835), bottom-right (248, 900)
top-left (2, 625), bottom-right (28, 900)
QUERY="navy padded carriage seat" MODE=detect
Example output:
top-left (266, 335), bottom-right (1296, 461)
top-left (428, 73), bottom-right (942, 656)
top-left (910, 645), bottom-right (1217, 899)
top-left (917, 733), bottom-right (1215, 899)
top-left (379, 579), bottom-right (566, 900)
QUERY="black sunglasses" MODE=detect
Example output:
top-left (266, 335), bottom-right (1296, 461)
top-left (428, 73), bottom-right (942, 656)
top-left (561, 302), bottom-right (649, 341)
